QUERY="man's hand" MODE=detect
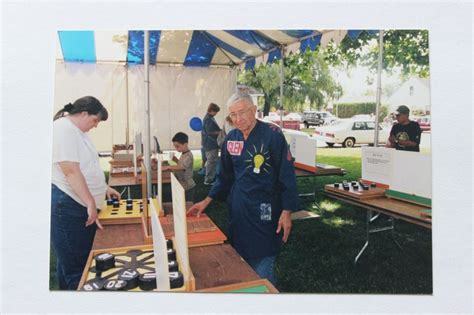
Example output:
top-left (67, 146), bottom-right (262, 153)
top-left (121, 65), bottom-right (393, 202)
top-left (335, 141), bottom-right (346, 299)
top-left (386, 135), bottom-right (396, 148)
top-left (86, 204), bottom-right (103, 229)
top-left (186, 197), bottom-right (212, 218)
top-left (276, 210), bottom-right (292, 243)
top-left (106, 186), bottom-right (121, 200)
top-left (398, 139), bottom-right (416, 147)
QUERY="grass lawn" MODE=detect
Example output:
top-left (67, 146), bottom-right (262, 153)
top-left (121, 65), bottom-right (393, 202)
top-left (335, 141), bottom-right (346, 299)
top-left (50, 148), bottom-right (432, 294)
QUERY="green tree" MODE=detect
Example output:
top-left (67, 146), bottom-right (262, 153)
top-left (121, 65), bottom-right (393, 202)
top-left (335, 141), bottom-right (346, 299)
top-left (239, 49), bottom-right (342, 115)
top-left (323, 30), bottom-right (430, 78)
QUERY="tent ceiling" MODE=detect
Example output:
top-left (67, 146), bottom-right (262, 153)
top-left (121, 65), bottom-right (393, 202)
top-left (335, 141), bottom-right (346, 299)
top-left (56, 30), bottom-right (376, 69)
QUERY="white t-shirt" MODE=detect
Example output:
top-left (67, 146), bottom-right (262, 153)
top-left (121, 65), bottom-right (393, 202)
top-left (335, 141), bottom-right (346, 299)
top-left (52, 117), bottom-right (107, 209)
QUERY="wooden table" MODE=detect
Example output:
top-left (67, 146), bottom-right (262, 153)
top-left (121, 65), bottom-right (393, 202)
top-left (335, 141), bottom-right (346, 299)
top-left (91, 223), bottom-right (258, 290)
top-left (296, 163), bottom-right (346, 206)
top-left (295, 162), bottom-right (346, 177)
top-left (189, 244), bottom-right (259, 290)
top-left (325, 189), bottom-right (431, 264)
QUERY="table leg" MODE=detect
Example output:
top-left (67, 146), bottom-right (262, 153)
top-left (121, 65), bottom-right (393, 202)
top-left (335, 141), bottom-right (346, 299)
top-left (354, 210), bottom-right (372, 264)
top-left (391, 218), bottom-right (403, 250)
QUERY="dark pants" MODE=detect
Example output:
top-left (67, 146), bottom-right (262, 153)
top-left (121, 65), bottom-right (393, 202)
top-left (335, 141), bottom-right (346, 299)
top-left (50, 184), bottom-right (97, 290)
top-left (246, 255), bottom-right (277, 286)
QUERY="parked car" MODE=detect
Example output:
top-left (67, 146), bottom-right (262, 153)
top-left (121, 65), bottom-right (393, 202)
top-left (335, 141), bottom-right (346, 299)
top-left (414, 116), bottom-right (431, 132)
top-left (319, 111), bottom-right (338, 125)
top-left (301, 111), bottom-right (324, 128)
top-left (302, 111), bottom-right (337, 128)
top-left (313, 118), bottom-right (389, 147)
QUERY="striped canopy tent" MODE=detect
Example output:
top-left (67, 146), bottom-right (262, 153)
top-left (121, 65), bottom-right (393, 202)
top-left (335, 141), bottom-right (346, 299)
top-left (56, 30), bottom-right (377, 68)
top-left (55, 29), bottom-right (381, 196)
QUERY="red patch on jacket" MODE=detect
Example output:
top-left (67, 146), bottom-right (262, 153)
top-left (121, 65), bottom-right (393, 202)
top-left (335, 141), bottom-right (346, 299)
top-left (227, 141), bottom-right (244, 156)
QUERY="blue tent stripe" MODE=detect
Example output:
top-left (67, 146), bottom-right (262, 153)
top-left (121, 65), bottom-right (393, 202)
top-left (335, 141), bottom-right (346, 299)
top-left (184, 31), bottom-right (217, 67)
top-left (225, 30), bottom-right (276, 51)
top-left (127, 31), bottom-right (161, 64)
top-left (282, 30), bottom-right (314, 38)
top-left (245, 58), bottom-right (256, 70)
top-left (300, 34), bottom-right (322, 52)
top-left (267, 49), bottom-right (282, 64)
top-left (58, 31), bottom-right (96, 62)
top-left (347, 30), bottom-right (363, 40)
top-left (203, 32), bottom-right (250, 61)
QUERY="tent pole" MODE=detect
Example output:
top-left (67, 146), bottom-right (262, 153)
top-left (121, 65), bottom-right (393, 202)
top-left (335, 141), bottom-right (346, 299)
top-left (125, 65), bottom-right (130, 149)
top-left (374, 30), bottom-right (384, 146)
top-left (144, 30), bottom-right (152, 198)
top-left (279, 46), bottom-right (284, 128)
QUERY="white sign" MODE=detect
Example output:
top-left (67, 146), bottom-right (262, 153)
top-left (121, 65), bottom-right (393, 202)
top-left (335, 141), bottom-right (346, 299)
top-left (361, 147), bottom-right (432, 199)
top-left (170, 173), bottom-right (190, 278)
top-left (391, 150), bottom-right (432, 199)
top-left (361, 147), bottom-right (394, 186)
top-left (283, 129), bottom-right (317, 170)
top-left (149, 199), bottom-right (170, 291)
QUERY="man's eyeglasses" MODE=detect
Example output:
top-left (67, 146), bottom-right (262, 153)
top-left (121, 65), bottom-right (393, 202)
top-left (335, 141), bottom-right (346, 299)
top-left (229, 108), bottom-right (251, 120)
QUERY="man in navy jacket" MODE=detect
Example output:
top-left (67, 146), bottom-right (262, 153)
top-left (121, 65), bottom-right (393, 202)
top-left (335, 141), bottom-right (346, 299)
top-left (188, 92), bottom-right (298, 285)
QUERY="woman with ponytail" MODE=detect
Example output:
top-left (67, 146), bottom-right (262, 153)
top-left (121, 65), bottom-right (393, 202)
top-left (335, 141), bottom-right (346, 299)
top-left (51, 96), bottom-right (120, 290)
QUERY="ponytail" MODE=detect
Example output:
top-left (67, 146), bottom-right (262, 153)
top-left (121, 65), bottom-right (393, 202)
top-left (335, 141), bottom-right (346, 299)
top-left (53, 97), bottom-right (108, 121)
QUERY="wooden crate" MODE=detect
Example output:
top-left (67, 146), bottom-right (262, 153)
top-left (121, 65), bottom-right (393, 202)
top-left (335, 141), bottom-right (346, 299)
top-left (197, 279), bottom-right (278, 293)
top-left (78, 243), bottom-right (195, 292)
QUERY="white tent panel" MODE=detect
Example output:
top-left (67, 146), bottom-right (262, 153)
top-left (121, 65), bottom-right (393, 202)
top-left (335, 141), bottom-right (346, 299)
top-left (156, 31), bottom-right (193, 64)
top-left (128, 65), bottom-right (237, 151)
top-left (94, 31), bottom-right (128, 62)
top-left (54, 63), bottom-right (128, 151)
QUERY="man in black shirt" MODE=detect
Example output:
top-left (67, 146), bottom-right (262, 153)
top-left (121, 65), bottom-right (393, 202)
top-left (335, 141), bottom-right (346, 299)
top-left (386, 105), bottom-right (422, 152)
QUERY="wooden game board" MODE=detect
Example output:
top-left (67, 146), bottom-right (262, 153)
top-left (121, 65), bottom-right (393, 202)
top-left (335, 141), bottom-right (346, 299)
top-left (159, 214), bottom-right (227, 247)
top-left (78, 244), bottom-right (195, 292)
top-left (198, 279), bottom-right (278, 293)
top-left (98, 199), bottom-right (143, 225)
top-left (324, 182), bottom-right (386, 200)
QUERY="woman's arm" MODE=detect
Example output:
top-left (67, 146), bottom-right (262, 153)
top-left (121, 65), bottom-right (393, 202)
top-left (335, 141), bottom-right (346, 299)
top-left (58, 161), bottom-right (102, 229)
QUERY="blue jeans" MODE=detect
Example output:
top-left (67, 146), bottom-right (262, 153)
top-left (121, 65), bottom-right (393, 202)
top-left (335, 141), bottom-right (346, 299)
top-left (50, 184), bottom-right (97, 290)
top-left (246, 255), bottom-right (277, 286)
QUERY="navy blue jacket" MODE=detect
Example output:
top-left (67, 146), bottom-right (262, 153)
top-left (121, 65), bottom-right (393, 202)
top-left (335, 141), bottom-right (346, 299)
top-left (209, 120), bottom-right (298, 259)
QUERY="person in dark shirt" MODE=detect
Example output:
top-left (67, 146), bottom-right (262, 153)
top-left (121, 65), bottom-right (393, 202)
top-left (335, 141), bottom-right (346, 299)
top-left (386, 105), bottom-right (422, 152)
top-left (201, 103), bottom-right (222, 185)
top-left (187, 92), bottom-right (298, 286)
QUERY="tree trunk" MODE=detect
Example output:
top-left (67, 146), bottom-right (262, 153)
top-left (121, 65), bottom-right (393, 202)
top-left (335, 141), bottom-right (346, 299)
top-left (263, 93), bottom-right (271, 117)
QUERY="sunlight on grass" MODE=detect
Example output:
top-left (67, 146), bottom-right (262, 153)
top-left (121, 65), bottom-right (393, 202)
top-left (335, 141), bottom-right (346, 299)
top-left (318, 147), bottom-right (362, 158)
top-left (318, 200), bottom-right (341, 213)
top-left (321, 216), bottom-right (355, 228)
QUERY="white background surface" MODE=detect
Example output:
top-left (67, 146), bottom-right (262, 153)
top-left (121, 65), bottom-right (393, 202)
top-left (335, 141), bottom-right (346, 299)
top-left (1, 0), bottom-right (473, 313)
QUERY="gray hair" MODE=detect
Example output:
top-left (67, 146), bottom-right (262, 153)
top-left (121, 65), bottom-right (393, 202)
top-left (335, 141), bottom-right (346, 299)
top-left (226, 92), bottom-right (255, 109)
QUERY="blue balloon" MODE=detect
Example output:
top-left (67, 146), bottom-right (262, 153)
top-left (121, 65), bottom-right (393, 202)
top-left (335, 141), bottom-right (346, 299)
top-left (189, 117), bottom-right (203, 132)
